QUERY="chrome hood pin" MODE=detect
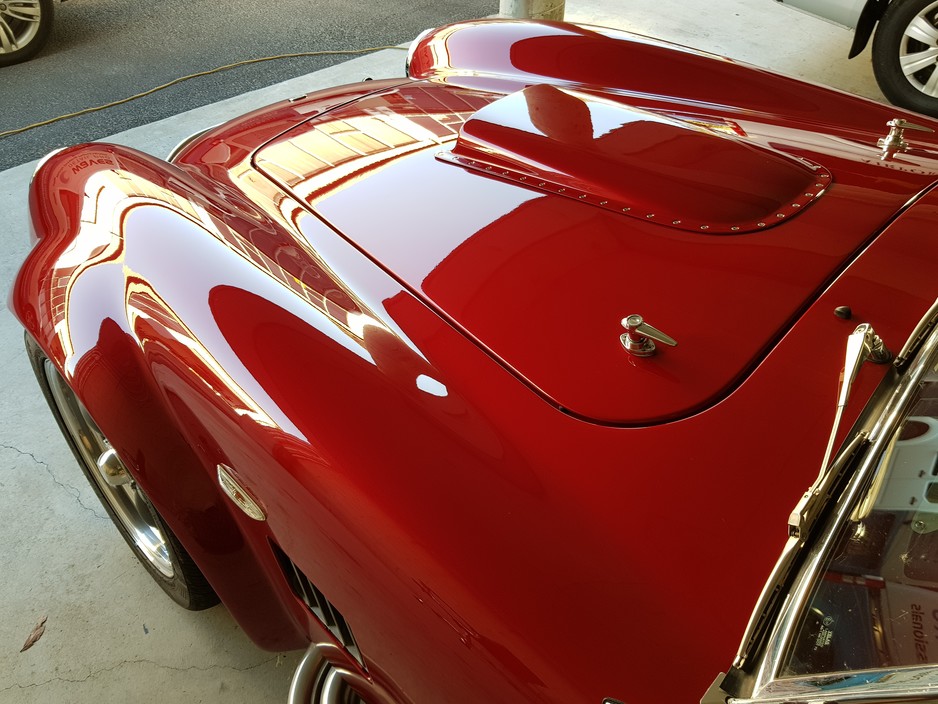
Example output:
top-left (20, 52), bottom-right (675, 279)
top-left (620, 315), bottom-right (678, 357)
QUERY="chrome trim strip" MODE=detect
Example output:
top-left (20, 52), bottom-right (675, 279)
top-left (737, 298), bottom-right (938, 702)
top-left (895, 298), bottom-right (938, 369)
top-left (737, 665), bottom-right (938, 702)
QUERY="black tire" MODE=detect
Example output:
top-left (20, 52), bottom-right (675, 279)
top-left (872, 0), bottom-right (938, 116)
top-left (25, 334), bottom-right (219, 610)
top-left (0, 0), bottom-right (53, 67)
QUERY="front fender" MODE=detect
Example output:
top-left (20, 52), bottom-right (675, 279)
top-left (11, 143), bottom-right (312, 651)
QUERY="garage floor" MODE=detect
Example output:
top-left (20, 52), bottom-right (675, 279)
top-left (0, 1), bottom-right (882, 702)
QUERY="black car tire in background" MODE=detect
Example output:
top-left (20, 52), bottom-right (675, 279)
top-left (872, 0), bottom-right (938, 116)
top-left (24, 334), bottom-right (219, 610)
top-left (0, 0), bottom-right (53, 66)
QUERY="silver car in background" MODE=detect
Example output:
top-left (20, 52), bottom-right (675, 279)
top-left (778, 0), bottom-right (938, 115)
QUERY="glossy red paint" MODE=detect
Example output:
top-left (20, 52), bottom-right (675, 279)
top-left (407, 19), bottom-right (908, 126)
top-left (255, 75), bottom-right (938, 426)
top-left (444, 84), bottom-right (831, 233)
top-left (11, 19), bottom-right (938, 704)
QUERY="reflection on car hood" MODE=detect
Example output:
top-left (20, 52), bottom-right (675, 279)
top-left (254, 80), bottom-right (938, 424)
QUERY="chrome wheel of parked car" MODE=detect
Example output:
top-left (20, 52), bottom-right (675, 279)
top-left (0, 0), bottom-right (53, 67)
top-left (873, 0), bottom-right (938, 116)
top-left (26, 337), bottom-right (218, 610)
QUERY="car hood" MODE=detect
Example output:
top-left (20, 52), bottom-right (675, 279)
top-left (253, 80), bottom-right (938, 425)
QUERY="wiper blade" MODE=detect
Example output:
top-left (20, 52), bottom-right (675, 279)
top-left (730, 323), bottom-right (888, 678)
top-left (729, 434), bottom-right (869, 680)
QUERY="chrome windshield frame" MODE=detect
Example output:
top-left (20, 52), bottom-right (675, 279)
top-left (735, 299), bottom-right (938, 703)
top-left (740, 666), bottom-right (938, 703)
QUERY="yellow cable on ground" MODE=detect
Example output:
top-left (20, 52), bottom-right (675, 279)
top-left (0, 45), bottom-right (408, 140)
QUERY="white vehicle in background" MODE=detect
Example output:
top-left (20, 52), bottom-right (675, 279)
top-left (778, 0), bottom-right (938, 116)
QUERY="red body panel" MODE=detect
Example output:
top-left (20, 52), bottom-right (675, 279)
top-left (407, 19), bottom-right (892, 121)
top-left (12, 20), bottom-right (938, 704)
top-left (255, 78), bottom-right (938, 426)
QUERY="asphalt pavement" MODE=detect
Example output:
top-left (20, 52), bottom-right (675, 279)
top-left (0, 0), bottom-right (496, 171)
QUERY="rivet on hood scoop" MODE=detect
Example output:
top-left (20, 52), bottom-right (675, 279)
top-left (438, 84), bottom-right (830, 233)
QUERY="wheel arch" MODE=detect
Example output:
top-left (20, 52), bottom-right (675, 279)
top-left (22, 321), bottom-right (311, 650)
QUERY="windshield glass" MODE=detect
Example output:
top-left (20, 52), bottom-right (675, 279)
top-left (782, 366), bottom-right (938, 675)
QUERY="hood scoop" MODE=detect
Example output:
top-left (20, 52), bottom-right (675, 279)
top-left (438, 85), bottom-right (830, 233)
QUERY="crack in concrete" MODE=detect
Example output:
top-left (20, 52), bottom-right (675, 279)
top-left (0, 443), bottom-right (108, 520)
top-left (0, 655), bottom-right (285, 691)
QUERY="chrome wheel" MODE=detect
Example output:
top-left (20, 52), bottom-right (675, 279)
top-left (43, 360), bottom-right (175, 578)
top-left (0, 0), bottom-right (52, 65)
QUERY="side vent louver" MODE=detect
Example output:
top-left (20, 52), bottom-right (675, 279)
top-left (273, 543), bottom-right (364, 667)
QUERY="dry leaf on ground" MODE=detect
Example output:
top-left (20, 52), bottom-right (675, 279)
top-left (20, 615), bottom-right (48, 652)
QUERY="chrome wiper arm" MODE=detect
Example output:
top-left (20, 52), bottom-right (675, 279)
top-left (730, 307), bottom-right (938, 688)
top-left (789, 323), bottom-right (890, 541)
top-left (727, 324), bottom-right (890, 682)
top-left (823, 324), bottom-right (890, 473)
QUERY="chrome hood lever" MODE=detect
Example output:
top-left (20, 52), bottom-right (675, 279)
top-left (619, 314), bottom-right (677, 358)
top-left (878, 118), bottom-right (934, 160)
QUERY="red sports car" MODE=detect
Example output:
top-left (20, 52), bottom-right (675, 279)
top-left (12, 19), bottom-right (938, 703)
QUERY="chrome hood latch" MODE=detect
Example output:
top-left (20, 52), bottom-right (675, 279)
top-left (878, 118), bottom-right (934, 160)
top-left (619, 314), bottom-right (677, 357)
